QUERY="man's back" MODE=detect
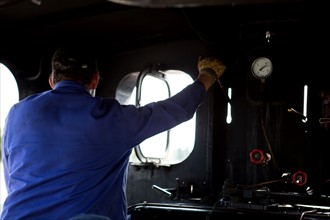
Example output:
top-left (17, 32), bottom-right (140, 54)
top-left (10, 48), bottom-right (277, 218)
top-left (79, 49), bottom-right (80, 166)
top-left (1, 79), bottom-right (207, 220)
top-left (1, 81), bottom-right (132, 220)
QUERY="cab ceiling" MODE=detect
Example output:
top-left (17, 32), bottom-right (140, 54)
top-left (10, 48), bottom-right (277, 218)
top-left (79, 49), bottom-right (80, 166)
top-left (0, 0), bottom-right (304, 23)
top-left (0, 0), bottom-right (313, 71)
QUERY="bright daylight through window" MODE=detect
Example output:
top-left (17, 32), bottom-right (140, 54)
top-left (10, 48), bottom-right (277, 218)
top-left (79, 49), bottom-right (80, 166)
top-left (116, 70), bottom-right (195, 166)
top-left (0, 64), bottom-right (19, 212)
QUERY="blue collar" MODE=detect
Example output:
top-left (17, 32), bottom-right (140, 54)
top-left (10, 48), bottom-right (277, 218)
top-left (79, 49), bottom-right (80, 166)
top-left (53, 80), bottom-right (90, 95)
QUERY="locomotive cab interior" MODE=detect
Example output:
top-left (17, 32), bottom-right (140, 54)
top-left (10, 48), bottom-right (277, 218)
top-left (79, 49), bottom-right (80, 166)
top-left (0, 0), bottom-right (329, 219)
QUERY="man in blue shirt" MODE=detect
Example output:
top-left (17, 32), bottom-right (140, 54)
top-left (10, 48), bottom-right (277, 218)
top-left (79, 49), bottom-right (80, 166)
top-left (1, 48), bottom-right (225, 220)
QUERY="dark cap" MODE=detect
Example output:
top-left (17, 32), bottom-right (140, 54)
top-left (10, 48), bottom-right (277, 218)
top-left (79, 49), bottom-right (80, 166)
top-left (51, 47), bottom-right (98, 75)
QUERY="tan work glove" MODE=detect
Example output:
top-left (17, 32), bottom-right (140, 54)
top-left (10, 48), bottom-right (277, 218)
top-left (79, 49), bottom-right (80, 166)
top-left (198, 56), bottom-right (226, 83)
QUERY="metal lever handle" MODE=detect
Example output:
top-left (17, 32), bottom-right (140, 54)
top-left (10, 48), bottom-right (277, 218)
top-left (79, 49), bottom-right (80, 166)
top-left (152, 185), bottom-right (172, 197)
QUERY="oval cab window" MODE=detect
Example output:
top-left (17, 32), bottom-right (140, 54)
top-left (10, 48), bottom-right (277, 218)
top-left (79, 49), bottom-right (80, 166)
top-left (0, 64), bottom-right (19, 212)
top-left (116, 70), bottom-right (195, 166)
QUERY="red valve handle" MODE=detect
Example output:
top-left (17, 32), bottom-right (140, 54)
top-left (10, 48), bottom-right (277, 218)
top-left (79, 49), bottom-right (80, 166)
top-left (292, 170), bottom-right (307, 186)
top-left (249, 149), bottom-right (265, 165)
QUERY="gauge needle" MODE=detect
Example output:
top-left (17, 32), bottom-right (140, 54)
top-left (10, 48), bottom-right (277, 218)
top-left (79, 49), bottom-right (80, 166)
top-left (259, 65), bottom-right (268, 71)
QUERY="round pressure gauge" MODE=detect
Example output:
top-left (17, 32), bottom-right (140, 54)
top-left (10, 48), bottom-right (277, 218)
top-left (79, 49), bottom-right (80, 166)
top-left (251, 57), bottom-right (273, 82)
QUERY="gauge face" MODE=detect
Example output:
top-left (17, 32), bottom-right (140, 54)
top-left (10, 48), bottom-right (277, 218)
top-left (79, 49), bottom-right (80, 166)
top-left (251, 57), bottom-right (273, 80)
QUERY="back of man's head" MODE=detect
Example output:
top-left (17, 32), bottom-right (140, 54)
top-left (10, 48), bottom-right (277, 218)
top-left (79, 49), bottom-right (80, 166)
top-left (50, 47), bottom-right (98, 85)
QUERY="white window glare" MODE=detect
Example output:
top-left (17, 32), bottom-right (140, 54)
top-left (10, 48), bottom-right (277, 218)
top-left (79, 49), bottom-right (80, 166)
top-left (226, 88), bottom-right (232, 124)
top-left (135, 76), bottom-right (169, 158)
top-left (116, 70), bottom-right (195, 165)
top-left (0, 63), bottom-right (19, 213)
top-left (303, 85), bottom-right (308, 123)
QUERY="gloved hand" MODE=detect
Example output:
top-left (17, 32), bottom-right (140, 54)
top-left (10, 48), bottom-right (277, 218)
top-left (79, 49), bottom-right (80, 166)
top-left (198, 56), bottom-right (226, 83)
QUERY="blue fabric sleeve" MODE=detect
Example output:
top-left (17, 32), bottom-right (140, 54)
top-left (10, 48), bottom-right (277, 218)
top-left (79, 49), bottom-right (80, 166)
top-left (122, 80), bottom-right (206, 147)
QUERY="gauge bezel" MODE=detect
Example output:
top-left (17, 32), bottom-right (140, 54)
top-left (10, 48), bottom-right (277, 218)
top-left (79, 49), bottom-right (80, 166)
top-left (251, 56), bottom-right (273, 80)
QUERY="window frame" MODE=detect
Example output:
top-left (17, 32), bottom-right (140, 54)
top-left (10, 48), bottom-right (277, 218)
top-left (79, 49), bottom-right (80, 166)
top-left (115, 65), bottom-right (196, 166)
